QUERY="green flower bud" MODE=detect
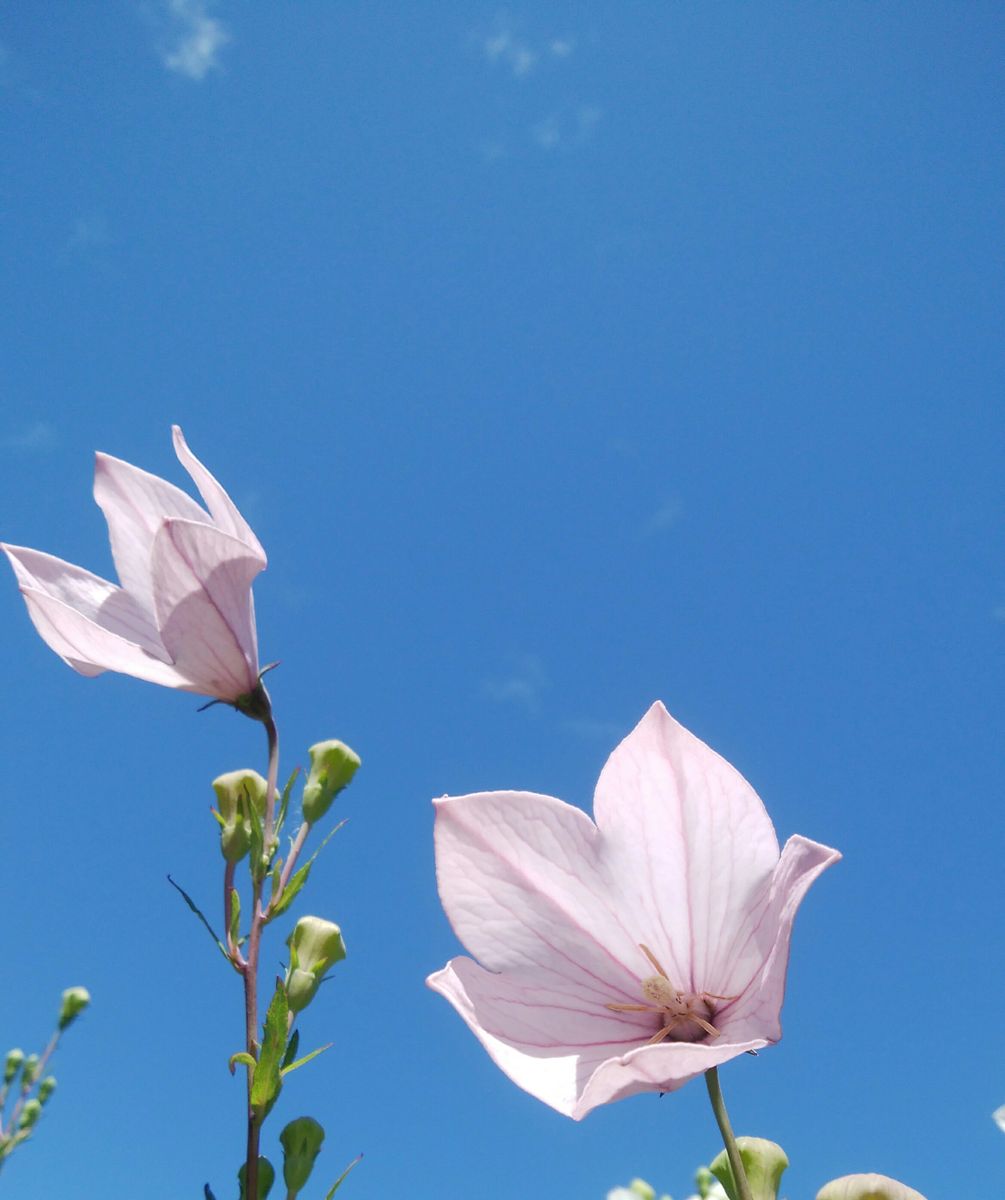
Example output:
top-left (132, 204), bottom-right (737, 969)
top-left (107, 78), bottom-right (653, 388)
top-left (58, 986), bottom-right (91, 1032)
top-left (18, 1099), bottom-right (42, 1130)
top-left (213, 770), bottom-right (268, 863)
top-left (37, 1077), bottom-right (56, 1104)
top-left (4, 1050), bottom-right (24, 1085)
top-left (280, 1116), bottom-right (325, 1197)
top-left (816, 1175), bottom-right (927, 1200)
top-left (711, 1138), bottom-right (788, 1200)
top-left (20, 1055), bottom-right (39, 1087)
top-left (302, 741), bottom-right (360, 825)
top-left (696, 1166), bottom-right (728, 1198)
top-left (237, 1156), bottom-right (275, 1199)
top-left (284, 916), bottom-right (346, 1014)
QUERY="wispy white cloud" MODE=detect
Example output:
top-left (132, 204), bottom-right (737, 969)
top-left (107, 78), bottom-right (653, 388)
top-left (531, 104), bottom-right (603, 152)
top-left (483, 653), bottom-right (548, 714)
top-left (160, 0), bottom-right (230, 81)
top-left (478, 18), bottom-right (574, 78)
top-left (1, 422), bottom-right (58, 452)
top-left (639, 498), bottom-right (683, 539)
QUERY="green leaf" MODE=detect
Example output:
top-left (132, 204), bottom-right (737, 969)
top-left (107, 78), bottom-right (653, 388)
top-left (228, 1052), bottom-right (256, 1075)
top-left (250, 981), bottom-right (288, 1114)
top-left (266, 820), bottom-right (347, 923)
top-left (324, 1154), bottom-right (362, 1198)
top-left (280, 1028), bottom-right (300, 1070)
top-left (229, 889), bottom-right (241, 948)
top-left (280, 1042), bottom-right (332, 1078)
top-left (166, 876), bottom-right (228, 962)
top-left (203, 1186), bottom-right (217, 1200)
top-left (276, 768), bottom-right (300, 838)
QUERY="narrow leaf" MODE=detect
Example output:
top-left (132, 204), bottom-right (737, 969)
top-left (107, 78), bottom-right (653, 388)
top-left (167, 875), bottom-right (228, 961)
top-left (325, 1154), bottom-right (362, 1198)
top-left (280, 1028), bottom-right (300, 1070)
top-left (204, 1185), bottom-right (217, 1200)
top-left (229, 889), bottom-right (241, 949)
top-left (280, 1042), bottom-right (333, 1078)
top-left (276, 767), bottom-right (300, 838)
top-left (267, 820), bottom-right (347, 923)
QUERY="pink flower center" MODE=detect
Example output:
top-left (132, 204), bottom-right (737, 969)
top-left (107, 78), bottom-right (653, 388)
top-left (605, 944), bottom-right (735, 1046)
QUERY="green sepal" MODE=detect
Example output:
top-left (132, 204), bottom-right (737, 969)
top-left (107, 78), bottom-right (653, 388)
top-left (281, 1042), bottom-right (333, 1078)
top-left (167, 876), bottom-right (229, 962)
top-left (228, 1052), bottom-right (257, 1075)
top-left (281, 1029), bottom-right (300, 1070)
top-left (324, 1153), bottom-right (362, 1198)
top-left (237, 1156), bottom-right (275, 1200)
top-left (250, 981), bottom-right (288, 1116)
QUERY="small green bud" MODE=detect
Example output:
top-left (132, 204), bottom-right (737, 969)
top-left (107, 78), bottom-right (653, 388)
top-left (4, 1050), bottom-right (24, 1085)
top-left (280, 1116), bottom-right (325, 1197)
top-left (285, 916), bottom-right (346, 1014)
top-left (302, 741), bottom-right (360, 825)
top-left (37, 1077), bottom-right (56, 1104)
top-left (694, 1166), bottom-right (729, 1199)
top-left (816, 1175), bottom-right (927, 1200)
top-left (20, 1055), bottom-right (39, 1087)
top-left (711, 1138), bottom-right (788, 1200)
top-left (18, 1099), bottom-right (42, 1130)
top-left (237, 1156), bottom-right (275, 1199)
top-left (58, 986), bottom-right (91, 1032)
top-left (213, 770), bottom-right (267, 863)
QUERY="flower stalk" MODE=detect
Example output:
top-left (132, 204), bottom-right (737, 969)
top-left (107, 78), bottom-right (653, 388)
top-left (704, 1067), bottom-right (754, 1200)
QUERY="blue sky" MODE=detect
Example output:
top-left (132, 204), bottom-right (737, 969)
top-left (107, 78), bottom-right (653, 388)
top-left (1, 3), bottom-right (1003, 1197)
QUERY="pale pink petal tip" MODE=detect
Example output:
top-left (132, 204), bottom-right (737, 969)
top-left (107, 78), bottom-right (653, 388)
top-left (429, 704), bottom-right (839, 1118)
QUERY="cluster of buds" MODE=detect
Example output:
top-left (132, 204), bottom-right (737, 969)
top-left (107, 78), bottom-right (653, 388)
top-left (0, 988), bottom-right (90, 1170)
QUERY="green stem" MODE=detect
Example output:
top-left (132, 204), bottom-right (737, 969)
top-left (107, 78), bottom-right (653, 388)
top-left (704, 1067), bottom-right (754, 1200)
top-left (242, 695), bottom-right (280, 1200)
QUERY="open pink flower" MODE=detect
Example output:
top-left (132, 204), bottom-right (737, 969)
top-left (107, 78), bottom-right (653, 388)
top-left (2, 426), bottom-right (266, 702)
top-left (428, 701), bottom-right (840, 1119)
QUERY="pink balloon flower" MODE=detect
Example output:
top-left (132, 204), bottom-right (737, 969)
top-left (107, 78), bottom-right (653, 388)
top-left (3, 426), bottom-right (266, 703)
top-left (428, 701), bottom-right (840, 1119)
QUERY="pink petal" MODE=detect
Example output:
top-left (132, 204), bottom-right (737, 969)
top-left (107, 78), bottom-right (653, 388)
top-left (433, 791), bottom-right (646, 1006)
top-left (2, 544), bottom-right (167, 658)
top-left (593, 702), bottom-right (782, 997)
top-left (429, 957), bottom-right (766, 1119)
top-left (150, 518), bottom-right (264, 700)
top-left (172, 426), bottom-right (265, 561)
top-left (716, 835), bottom-right (841, 1039)
top-left (2, 544), bottom-right (189, 687)
top-left (94, 450), bottom-right (208, 612)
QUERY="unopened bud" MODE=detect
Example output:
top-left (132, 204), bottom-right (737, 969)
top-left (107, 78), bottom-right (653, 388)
top-left (213, 770), bottom-right (267, 863)
top-left (285, 916), bottom-right (346, 1013)
top-left (280, 1116), bottom-right (325, 1197)
top-left (711, 1138), bottom-right (788, 1200)
top-left (237, 1155), bottom-right (275, 1199)
top-left (18, 1100), bottom-right (42, 1131)
top-left (4, 1050), bottom-right (24, 1085)
top-left (38, 1077), bottom-right (56, 1104)
top-left (816, 1175), bottom-right (927, 1200)
top-left (58, 987), bottom-right (91, 1032)
top-left (302, 741), bottom-right (360, 825)
top-left (20, 1055), bottom-right (39, 1087)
